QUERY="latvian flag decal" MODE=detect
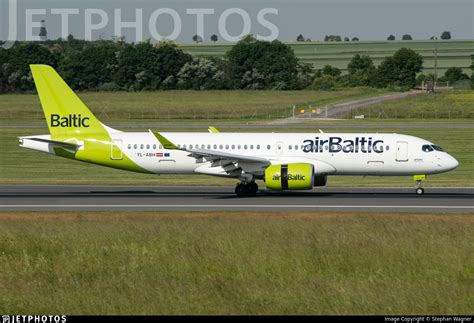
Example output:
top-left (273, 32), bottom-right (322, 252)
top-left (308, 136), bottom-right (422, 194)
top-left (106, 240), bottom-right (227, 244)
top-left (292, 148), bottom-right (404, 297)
top-left (156, 153), bottom-right (170, 158)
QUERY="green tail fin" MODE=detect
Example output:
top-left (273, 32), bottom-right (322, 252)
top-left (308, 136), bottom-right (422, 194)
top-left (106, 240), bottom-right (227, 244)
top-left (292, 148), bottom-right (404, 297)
top-left (30, 64), bottom-right (107, 139)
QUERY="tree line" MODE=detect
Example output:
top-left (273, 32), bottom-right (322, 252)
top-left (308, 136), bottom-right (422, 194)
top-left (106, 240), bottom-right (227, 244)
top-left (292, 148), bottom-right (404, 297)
top-left (0, 35), bottom-right (471, 93)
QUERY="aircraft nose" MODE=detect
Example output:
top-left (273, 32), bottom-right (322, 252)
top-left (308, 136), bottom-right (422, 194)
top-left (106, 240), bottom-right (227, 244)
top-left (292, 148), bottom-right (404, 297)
top-left (445, 155), bottom-right (459, 171)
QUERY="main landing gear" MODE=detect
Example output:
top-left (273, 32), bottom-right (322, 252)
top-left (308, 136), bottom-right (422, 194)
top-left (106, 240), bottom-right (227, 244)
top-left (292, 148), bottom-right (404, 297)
top-left (235, 182), bottom-right (259, 197)
top-left (414, 175), bottom-right (426, 195)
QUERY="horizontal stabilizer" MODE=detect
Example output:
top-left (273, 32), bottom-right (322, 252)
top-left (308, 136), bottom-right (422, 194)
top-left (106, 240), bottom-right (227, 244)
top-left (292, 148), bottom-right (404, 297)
top-left (21, 137), bottom-right (80, 150)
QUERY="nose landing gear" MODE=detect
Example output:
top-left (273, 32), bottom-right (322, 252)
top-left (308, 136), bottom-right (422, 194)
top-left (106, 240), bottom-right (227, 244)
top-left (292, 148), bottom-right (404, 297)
top-left (414, 175), bottom-right (426, 195)
top-left (235, 182), bottom-right (259, 197)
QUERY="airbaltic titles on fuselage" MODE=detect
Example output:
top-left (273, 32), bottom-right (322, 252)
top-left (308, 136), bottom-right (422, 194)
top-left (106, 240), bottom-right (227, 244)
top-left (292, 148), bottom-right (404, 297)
top-left (303, 136), bottom-right (384, 154)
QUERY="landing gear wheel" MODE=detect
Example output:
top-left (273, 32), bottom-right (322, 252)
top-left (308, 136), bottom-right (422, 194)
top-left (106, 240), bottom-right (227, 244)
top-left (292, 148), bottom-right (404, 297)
top-left (416, 187), bottom-right (424, 195)
top-left (248, 182), bottom-right (259, 195)
top-left (235, 183), bottom-right (249, 197)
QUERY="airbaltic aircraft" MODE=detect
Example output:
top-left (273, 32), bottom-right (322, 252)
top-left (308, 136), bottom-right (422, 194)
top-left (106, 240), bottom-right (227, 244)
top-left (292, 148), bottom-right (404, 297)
top-left (20, 65), bottom-right (459, 197)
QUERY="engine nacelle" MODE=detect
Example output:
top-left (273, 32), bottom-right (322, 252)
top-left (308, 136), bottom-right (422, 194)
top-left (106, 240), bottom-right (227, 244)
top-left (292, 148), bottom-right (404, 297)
top-left (265, 163), bottom-right (314, 190)
top-left (314, 175), bottom-right (327, 187)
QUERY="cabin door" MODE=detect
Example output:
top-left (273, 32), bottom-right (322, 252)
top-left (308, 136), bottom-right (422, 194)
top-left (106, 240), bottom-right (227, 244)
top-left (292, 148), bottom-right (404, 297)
top-left (396, 141), bottom-right (408, 162)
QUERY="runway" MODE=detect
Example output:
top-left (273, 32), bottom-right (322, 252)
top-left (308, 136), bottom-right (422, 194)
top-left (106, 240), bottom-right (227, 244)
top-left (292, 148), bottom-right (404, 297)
top-left (0, 186), bottom-right (473, 213)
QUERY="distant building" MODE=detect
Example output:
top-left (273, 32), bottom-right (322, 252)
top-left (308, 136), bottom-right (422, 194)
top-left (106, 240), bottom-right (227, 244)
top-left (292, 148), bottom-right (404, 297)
top-left (39, 20), bottom-right (47, 41)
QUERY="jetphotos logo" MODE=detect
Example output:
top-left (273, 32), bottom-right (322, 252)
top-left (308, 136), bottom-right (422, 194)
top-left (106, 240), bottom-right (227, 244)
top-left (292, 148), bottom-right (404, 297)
top-left (1, 0), bottom-right (17, 49)
top-left (1, 0), bottom-right (279, 49)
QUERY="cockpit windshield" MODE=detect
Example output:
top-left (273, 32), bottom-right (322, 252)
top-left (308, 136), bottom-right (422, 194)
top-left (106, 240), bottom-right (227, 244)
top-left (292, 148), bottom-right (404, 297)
top-left (422, 144), bottom-right (445, 152)
top-left (422, 145), bottom-right (434, 152)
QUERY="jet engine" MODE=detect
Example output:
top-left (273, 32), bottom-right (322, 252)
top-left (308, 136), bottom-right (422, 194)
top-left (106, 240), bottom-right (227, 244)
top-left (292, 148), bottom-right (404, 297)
top-left (265, 163), bottom-right (314, 190)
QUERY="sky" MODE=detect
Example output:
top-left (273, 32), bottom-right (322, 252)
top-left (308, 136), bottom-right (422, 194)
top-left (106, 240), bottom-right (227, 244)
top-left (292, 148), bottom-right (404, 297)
top-left (0, 0), bottom-right (473, 43)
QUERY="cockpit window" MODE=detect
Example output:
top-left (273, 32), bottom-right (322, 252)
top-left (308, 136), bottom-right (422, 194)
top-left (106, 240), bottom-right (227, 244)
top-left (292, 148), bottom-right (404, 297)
top-left (422, 145), bottom-right (434, 152)
top-left (432, 145), bottom-right (445, 152)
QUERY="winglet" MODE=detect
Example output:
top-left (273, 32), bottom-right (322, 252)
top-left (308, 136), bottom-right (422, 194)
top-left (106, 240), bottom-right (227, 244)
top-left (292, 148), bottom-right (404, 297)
top-left (149, 130), bottom-right (179, 150)
top-left (208, 126), bottom-right (219, 133)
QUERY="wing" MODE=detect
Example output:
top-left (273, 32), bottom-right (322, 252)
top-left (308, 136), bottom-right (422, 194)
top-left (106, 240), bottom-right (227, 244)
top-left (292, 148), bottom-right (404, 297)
top-left (149, 130), bottom-right (270, 175)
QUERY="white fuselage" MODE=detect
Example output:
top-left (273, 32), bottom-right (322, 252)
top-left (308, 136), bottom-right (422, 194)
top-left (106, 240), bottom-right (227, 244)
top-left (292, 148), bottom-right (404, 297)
top-left (107, 132), bottom-right (459, 177)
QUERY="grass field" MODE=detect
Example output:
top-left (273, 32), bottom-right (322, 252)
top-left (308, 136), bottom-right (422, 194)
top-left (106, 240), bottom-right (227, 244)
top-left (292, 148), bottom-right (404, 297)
top-left (0, 88), bottom-right (390, 123)
top-left (0, 211), bottom-right (472, 315)
top-left (335, 91), bottom-right (474, 119)
top-left (179, 40), bottom-right (474, 75)
top-left (1, 125), bottom-right (472, 187)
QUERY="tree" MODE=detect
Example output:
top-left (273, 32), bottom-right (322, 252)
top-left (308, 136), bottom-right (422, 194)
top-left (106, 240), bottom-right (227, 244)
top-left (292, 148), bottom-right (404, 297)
top-left (374, 48), bottom-right (423, 88)
top-left (311, 75), bottom-right (335, 90)
top-left (347, 54), bottom-right (376, 86)
top-left (387, 35), bottom-right (396, 41)
top-left (210, 34), bottom-right (218, 43)
top-left (321, 65), bottom-right (341, 77)
top-left (444, 67), bottom-right (469, 84)
top-left (324, 35), bottom-right (342, 42)
top-left (0, 42), bottom-right (59, 92)
top-left (441, 31), bottom-right (452, 40)
top-left (226, 35), bottom-right (300, 89)
top-left (344, 37), bottom-right (350, 42)
top-left (113, 40), bottom-right (192, 91)
top-left (192, 35), bottom-right (203, 44)
top-left (60, 42), bottom-right (120, 90)
top-left (296, 34), bottom-right (305, 42)
top-left (402, 34), bottom-right (413, 40)
top-left (176, 57), bottom-right (225, 90)
top-left (351, 37), bottom-right (359, 41)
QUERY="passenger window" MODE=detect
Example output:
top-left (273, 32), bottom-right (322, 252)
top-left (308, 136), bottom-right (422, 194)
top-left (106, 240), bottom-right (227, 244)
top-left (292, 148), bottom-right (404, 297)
top-left (257, 145), bottom-right (260, 150)
top-left (146, 144), bottom-right (150, 149)
top-left (213, 144), bottom-right (217, 149)
top-left (140, 144), bottom-right (144, 149)
top-left (225, 145), bottom-right (229, 150)
top-left (267, 145), bottom-right (271, 150)
top-left (127, 144), bottom-right (131, 149)
top-left (207, 144), bottom-right (211, 149)
top-left (232, 145), bottom-right (235, 149)
top-left (288, 145), bottom-right (292, 150)
top-left (201, 144), bottom-right (205, 149)
top-left (153, 144), bottom-right (156, 149)
top-left (294, 145), bottom-right (298, 150)
top-left (219, 145), bottom-right (223, 149)
top-left (250, 145), bottom-right (254, 150)
top-left (159, 145), bottom-right (163, 149)
top-left (244, 145), bottom-right (248, 150)
top-left (133, 144), bottom-right (137, 149)
top-left (238, 145), bottom-right (241, 150)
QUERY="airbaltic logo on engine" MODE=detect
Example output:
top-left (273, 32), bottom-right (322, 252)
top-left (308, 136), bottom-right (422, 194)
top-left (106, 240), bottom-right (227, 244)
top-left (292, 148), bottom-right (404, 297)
top-left (303, 137), bottom-right (384, 154)
top-left (272, 174), bottom-right (306, 181)
top-left (51, 114), bottom-right (90, 128)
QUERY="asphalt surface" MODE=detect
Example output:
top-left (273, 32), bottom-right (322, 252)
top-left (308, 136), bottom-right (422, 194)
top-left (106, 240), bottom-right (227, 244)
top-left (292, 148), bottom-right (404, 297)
top-left (0, 185), bottom-right (473, 213)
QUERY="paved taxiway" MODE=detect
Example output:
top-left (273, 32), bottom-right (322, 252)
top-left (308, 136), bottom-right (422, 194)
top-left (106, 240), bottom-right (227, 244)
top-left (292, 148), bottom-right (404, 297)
top-left (0, 186), bottom-right (472, 213)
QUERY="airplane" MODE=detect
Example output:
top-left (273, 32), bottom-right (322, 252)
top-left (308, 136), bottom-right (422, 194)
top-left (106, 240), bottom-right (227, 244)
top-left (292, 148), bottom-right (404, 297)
top-left (19, 65), bottom-right (459, 197)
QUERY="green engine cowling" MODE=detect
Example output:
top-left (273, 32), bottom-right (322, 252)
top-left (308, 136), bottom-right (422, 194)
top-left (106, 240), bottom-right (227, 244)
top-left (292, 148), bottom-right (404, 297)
top-left (265, 163), bottom-right (315, 190)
